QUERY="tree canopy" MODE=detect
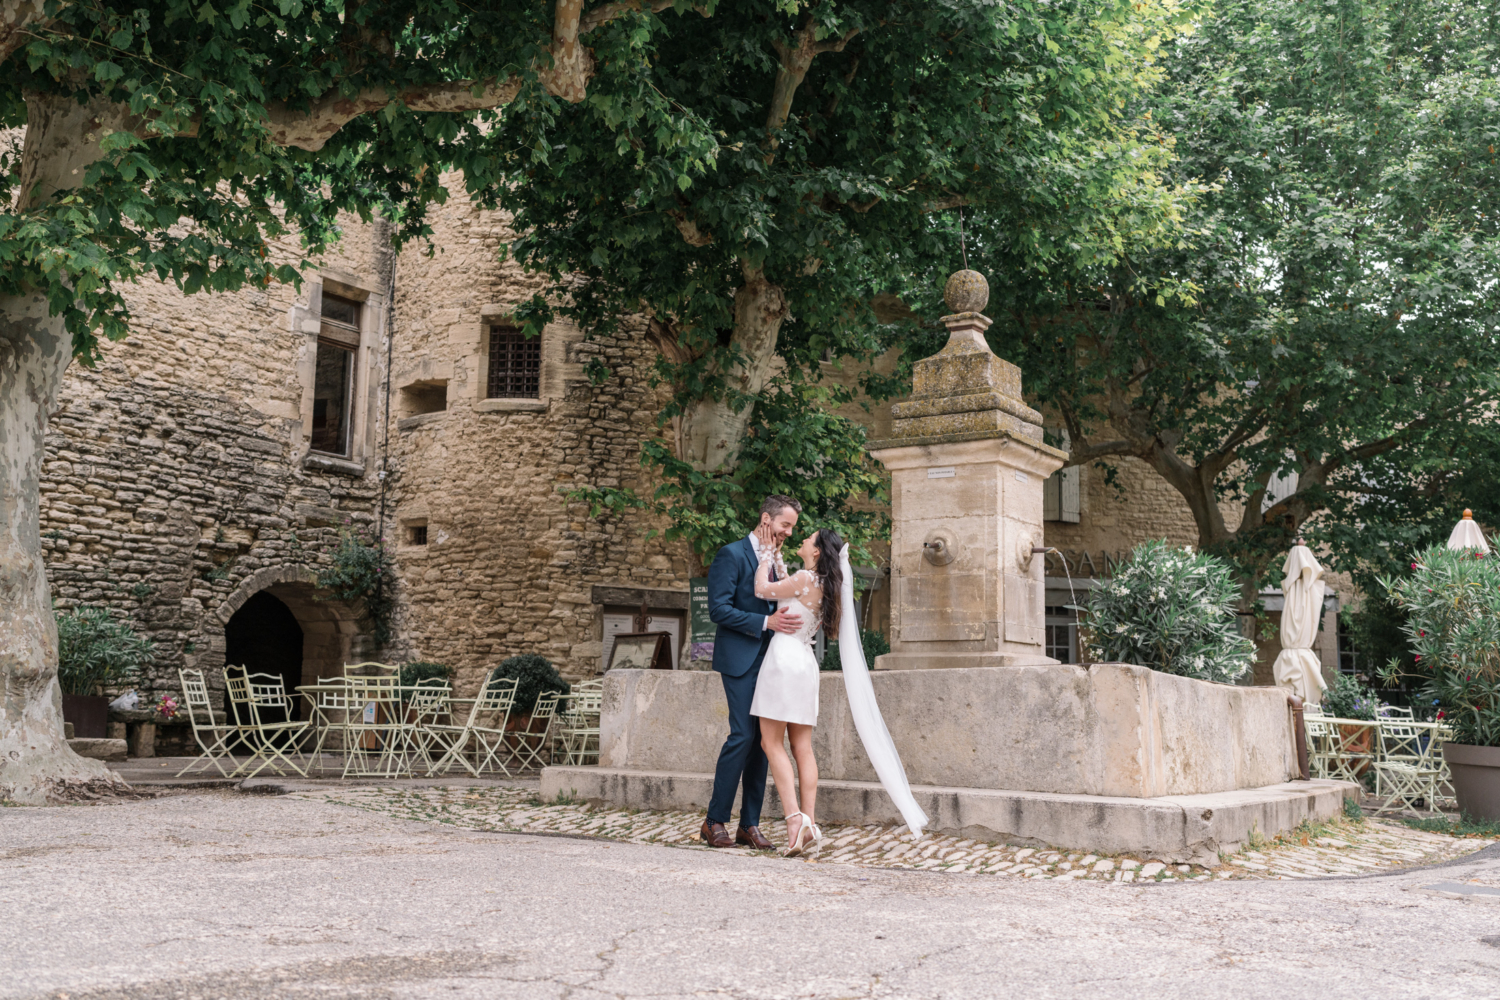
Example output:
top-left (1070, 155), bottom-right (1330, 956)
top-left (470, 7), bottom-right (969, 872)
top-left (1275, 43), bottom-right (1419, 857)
top-left (487, 0), bottom-right (1203, 561)
top-left (990, 0), bottom-right (1500, 592)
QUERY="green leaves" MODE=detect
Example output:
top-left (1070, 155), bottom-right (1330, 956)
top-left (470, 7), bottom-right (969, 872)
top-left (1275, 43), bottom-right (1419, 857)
top-left (1381, 546), bottom-right (1500, 747)
top-left (55, 606), bottom-right (155, 697)
top-left (1085, 539), bottom-right (1255, 683)
top-left (993, 0), bottom-right (1500, 590)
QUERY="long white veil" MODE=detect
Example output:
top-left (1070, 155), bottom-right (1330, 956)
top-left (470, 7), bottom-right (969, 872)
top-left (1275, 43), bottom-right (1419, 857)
top-left (837, 545), bottom-right (928, 838)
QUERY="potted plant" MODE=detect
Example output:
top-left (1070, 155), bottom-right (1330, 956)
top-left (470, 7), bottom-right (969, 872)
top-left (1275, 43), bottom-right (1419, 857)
top-left (1381, 545), bottom-right (1500, 819)
top-left (1320, 672), bottom-right (1380, 775)
top-left (490, 654), bottom-right (570, 730)
top-left (56, 606), bottom-right (155, 738)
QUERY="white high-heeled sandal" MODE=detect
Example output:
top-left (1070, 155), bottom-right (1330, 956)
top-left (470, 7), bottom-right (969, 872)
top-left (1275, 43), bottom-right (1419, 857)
top-left (783, 811), bottom-right (820, 857)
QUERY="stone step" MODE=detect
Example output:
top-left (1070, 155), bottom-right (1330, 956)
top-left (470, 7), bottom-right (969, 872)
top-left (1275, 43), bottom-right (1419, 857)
top-left (68, 738), bottom-right (127, 762)
top-left (541, 766), bottom-right (1357, 865)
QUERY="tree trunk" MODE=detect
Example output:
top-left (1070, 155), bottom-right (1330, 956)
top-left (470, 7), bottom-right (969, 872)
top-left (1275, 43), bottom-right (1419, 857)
top-left (0, 92), bottom-right (130, 803)
top-left (0, 293), bottom-right (126, 803)
top-left (678, 263), bottom-right (788, 471)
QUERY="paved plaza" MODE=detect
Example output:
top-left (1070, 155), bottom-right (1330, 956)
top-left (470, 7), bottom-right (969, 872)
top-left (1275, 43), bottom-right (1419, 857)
top-left (3, 783), bottom-right (1499, 999)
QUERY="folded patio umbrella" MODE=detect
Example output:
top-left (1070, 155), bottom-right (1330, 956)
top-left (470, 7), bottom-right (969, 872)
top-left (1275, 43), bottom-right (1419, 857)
top-left (1272, 544), bottom-right (1329, 705)
top-left (1446, 509), bottom-right (1491, 554)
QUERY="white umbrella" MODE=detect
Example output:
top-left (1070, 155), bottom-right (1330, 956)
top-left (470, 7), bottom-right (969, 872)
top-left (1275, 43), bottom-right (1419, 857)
top-left (1447, 509), bottom-right (1491, 553)
top-left (1272, 544), bottom-right (1329, 705)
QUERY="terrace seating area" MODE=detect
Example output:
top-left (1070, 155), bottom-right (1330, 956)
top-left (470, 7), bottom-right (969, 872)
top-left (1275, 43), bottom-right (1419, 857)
top-left (1303, 704), bottom-right (1456, 814)
top-left (174, 664), bottom-right (603, 780)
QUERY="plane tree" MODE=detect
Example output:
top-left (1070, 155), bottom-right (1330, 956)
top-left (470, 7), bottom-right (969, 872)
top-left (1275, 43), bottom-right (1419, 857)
top-left (989, 0), bottom-right (1500, 599)
top-left (487, 0), bottom-right (1204, 560)
top-left (0, 0), bottom-right (710, 804)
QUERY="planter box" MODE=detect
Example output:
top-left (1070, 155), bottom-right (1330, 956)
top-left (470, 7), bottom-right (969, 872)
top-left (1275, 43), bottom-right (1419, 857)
top-left (1444, 742), bottom-right (1500, 821)
top-left (62, 694), bottom-right (109, 739)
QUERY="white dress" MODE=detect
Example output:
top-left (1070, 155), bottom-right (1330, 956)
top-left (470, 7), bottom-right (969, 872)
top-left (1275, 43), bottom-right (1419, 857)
top-left (749, 569), bottom-right (822, 726)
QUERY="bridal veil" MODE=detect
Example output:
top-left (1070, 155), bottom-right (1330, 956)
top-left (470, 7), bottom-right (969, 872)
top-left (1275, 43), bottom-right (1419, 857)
top-left (837, 545), bottom-right (928, 838)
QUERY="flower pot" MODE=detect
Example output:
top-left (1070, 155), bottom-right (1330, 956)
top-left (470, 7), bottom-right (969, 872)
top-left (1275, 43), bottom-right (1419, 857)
top-left (62, 694), bottom-right (109, 739)
top-left (1338, 723), bottom-right (1375, 776)
top-left (1443, 742), bottom-right (1500, 821)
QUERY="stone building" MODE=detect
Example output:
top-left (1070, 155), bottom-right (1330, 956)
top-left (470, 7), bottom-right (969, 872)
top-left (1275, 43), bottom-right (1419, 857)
top-left (37, 183), bottom-right (1347, 710)
top-left (41, 220), bottom-right (396, 704)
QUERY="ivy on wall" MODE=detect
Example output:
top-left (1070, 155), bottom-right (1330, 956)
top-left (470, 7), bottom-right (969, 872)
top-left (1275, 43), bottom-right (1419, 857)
top-left (317, 527), bottom-right (395, 649)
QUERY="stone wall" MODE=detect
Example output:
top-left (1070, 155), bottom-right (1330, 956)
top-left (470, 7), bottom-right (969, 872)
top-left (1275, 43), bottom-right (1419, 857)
top-left (384, 180), bottom-right (696, 692)
top-left (40, 218), bottom-right (393, 701)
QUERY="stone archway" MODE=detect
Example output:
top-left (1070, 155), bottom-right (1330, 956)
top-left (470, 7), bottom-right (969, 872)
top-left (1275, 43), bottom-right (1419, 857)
top-left (209, 566), bottom-right (369, 716)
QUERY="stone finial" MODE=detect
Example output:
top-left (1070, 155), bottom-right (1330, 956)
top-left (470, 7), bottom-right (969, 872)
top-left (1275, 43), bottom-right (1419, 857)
top-left (944, 270), bottom-right (989, 315)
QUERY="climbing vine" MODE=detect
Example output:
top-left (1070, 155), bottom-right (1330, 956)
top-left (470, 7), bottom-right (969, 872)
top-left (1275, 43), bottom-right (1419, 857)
top-left (317, 527), bottom-right (395, 648)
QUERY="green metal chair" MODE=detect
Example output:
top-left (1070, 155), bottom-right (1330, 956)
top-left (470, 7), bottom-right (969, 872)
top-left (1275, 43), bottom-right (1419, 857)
top-left (175, 669), bottom-right (237, 777)
top-left (223, 670), bottom-right (311, 778)
top-left (557, 680), bottom-right (603, 765)
top-left (509, 691), bottom-right (563, 772)
top-left (426, 671), bottom-right (518, 777)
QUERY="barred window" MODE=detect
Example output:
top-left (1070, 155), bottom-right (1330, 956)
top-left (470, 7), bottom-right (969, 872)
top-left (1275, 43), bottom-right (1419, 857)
top-left (487, 326), bottom-right (541, 399)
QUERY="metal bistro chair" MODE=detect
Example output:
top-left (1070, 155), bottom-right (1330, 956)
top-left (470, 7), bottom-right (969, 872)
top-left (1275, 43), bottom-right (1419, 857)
top-left (175, 669), bottom-right (238, 777)
top-left (508, 691), bottom-right (563, 772)
top-left (426, 672), bottom-right (519, 777)
top-left (1372, 719), bottom-right (1437, 814)
top-left (558, 681), bottom-right (604, 765)
top-left (1326, 720), bottom-right (1378, 785)
top-left (341, 673), bottom-right (410, 778)
top-left (303, 676), bottom-right (360, 774)
top-left (223, 670), bottom-right (312, 778)
top-left (403, 678), bottom-right (454, 773)
top-left (1303, 715), bottom-right (1336, 780)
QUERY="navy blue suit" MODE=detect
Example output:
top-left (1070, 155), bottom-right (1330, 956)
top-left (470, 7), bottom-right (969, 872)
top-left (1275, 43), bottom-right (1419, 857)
top-left (706, 536), bottom-right (775, 827)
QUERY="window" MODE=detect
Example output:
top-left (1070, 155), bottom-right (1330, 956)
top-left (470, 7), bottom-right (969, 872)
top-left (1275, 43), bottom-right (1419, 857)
top-left (1045, 605), bottom-right (1078, 663)
top-left (407, 524), bottom-right (428, 546)
top-left (1337, 614), bottom-right (1357, 675)
top-left (487, 325), bottom-right (541, 399)
top-left (311, 293), bottom-right (361, 455)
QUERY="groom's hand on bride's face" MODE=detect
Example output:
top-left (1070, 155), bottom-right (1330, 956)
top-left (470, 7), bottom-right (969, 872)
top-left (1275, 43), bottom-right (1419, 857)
top-left (767, 607), bottom-right (803, 634)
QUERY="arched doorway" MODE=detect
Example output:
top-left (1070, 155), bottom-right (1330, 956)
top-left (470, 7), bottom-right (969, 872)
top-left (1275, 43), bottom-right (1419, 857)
top-left (225, 591), bottom-right (304, 723)
top-left (211, 566), bottom-right (369, 721)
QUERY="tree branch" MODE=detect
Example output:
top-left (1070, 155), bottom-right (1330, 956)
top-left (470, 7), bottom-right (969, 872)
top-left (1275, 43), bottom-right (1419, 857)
top-left (765, 17), bottom-right (860, 160)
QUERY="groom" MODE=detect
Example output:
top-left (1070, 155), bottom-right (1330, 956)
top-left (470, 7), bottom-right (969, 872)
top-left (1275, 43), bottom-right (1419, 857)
top-left (699, 494), bottom-right (804, 849)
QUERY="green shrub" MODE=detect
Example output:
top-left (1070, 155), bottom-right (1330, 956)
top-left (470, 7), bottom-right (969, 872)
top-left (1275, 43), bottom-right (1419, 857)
top-left (399, 661), bottom-right (452, 702)
top-left (490, 654), bottom-right (570, 715)
top-left (1084, 539), bottom-right (1254, 684)
top-left (820, 630), bottom-right (890, 672)
top-left (55, 606), bottom-right (155, 696)
top-left (1379, 545), bottom-right (1500, 746)
top-left (1322, 671), bottom-right (1380, 720)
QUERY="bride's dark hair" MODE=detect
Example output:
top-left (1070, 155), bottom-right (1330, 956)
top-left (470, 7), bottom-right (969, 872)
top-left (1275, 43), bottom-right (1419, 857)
top-left (813, 528), bottom-right (845, 634)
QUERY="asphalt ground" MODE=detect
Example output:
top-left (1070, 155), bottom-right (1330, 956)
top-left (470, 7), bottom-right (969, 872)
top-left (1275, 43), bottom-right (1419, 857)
top-left (2, 789), bottom-right (1498, 1000)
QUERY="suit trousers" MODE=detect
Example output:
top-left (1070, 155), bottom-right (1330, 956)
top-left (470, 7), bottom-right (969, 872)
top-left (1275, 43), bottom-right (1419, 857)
top-left (707, 666), bottom-right (768, 827)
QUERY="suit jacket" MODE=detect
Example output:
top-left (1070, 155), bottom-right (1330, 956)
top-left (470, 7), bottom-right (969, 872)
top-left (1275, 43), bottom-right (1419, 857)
top-left (708, 537), bottom-right (776, 678)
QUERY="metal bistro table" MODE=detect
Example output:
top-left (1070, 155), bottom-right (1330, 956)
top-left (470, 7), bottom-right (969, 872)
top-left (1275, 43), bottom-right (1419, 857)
top-left (294, 679), bottom-right (455, 778)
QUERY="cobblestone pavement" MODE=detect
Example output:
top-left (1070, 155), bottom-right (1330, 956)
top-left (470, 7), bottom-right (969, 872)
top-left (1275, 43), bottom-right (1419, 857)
top-left (294, 782), bottom-right (1494, 881)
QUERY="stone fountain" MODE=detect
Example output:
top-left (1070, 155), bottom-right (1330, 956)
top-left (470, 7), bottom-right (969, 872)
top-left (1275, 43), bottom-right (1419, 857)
top-left (542, 272), bottom-right (1355, 861)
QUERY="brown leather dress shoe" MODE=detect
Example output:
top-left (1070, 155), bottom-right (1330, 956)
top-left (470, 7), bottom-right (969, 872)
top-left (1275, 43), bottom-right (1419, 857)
top-left (700, 819), bottom-right (735, 848)
top-left (736, 825), bottom-right (774, 850)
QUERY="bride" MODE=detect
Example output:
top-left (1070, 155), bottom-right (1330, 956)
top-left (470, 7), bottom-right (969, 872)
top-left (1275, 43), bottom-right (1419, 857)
top-left (750, 528), bottom-right (928, 856)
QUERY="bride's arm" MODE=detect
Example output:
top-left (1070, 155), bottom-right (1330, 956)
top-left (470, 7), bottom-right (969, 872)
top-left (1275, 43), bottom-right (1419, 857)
top-left (753, 551), bottom-right (816, 601)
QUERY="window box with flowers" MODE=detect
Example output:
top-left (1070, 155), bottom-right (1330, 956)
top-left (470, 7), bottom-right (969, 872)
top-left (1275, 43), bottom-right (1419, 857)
top-left (1381, 545), bottom-right (1500, 819)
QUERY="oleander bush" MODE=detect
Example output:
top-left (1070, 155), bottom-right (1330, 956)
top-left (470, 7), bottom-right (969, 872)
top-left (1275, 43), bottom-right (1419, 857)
top-left (1084, 539), bottom-right (1254, 684)
top-left (1379, 546), bottom-right (1500, 747)
top-left (490, 654), bottom-right (570, 715)
top-left (55, 605), bottom-right (154, 696)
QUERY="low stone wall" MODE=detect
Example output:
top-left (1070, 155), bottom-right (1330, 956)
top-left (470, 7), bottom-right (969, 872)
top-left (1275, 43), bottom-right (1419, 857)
top-left (600, 664), bottom-right (1296, 798)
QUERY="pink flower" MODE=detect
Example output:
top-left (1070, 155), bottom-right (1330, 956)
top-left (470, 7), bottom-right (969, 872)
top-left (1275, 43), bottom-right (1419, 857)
top-left (1414, 655), bottom-right (1422, 661)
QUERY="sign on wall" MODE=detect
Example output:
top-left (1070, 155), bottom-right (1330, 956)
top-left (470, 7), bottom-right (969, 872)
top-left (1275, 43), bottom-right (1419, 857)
top-left (689, 577), bottom-right (714, 661)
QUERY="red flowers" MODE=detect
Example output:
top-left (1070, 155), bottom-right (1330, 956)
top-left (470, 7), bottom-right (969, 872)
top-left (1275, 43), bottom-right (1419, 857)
top-left (1437, 710), bottom-right (1446, 720)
